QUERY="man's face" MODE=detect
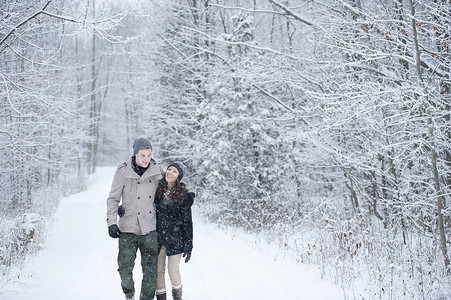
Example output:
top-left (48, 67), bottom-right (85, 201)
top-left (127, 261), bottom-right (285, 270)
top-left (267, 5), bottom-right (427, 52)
top-left (136, 148), bottom-right (152, 168)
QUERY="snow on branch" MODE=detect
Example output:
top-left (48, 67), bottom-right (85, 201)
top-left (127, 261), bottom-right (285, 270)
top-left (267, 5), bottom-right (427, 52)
top-left (208, 3), bottom-right (286, 16)
top-left (252, 84), bottom-right (294, 112)
top-left (208, 1), bottom-right (315, 27)
top-left (0, 3), bottom-right (130, 50)
top-left (157, 33), bottom-right (188, 60)
top-left (0, 1), bottom-right (52, 49)
top-left (182, 26), bottom-right (307, 61)
top-left (268, 0), bottom-right (314, 26)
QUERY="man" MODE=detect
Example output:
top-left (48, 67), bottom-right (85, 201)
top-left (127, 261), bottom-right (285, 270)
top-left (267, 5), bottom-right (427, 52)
top-left (107, 138), bottom-right (165, 300)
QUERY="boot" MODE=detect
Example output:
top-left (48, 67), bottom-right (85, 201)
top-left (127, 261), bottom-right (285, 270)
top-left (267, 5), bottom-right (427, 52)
top-left (125, 293), bottom-right (134, 300)
top-left (156, 293), bottom-right (167, 300)
top-left (172, 287), bottom-right (182, 300)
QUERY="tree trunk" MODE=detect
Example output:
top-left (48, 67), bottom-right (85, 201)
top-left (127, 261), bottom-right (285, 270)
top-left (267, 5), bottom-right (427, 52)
top-left (409, 0), bottom-right (449, 270)
top-left (89, 0), bottom-right (98, 174)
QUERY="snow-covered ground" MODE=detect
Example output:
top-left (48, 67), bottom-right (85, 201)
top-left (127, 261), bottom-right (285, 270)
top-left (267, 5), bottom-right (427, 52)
top-left (1, 167), bottom-right (342, 300)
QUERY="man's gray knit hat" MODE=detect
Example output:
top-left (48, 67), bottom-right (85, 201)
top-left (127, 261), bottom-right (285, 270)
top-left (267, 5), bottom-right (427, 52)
top-left (133, 138), bottom-right (152, 155)
top-left (168, 161), bottom-right (187, 181)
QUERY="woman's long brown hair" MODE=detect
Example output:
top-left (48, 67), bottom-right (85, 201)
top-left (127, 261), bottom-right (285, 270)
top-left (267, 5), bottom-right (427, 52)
top-left (155, 177), bottom-right (186, 203)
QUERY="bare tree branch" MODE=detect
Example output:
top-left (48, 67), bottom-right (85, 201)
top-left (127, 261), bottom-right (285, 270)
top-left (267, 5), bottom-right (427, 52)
top-left (267, 0), bottom-right (314, 26)
top-left (0, 1), bottom-right (52, 49)
top-left (208, 3), bottom-right (286, 16)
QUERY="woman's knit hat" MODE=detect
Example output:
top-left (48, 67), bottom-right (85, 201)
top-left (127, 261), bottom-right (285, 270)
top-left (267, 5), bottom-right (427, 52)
top-left (168, 161), bottom-right (186, 180)
top-left (133, 138), bottom-right (152, 155)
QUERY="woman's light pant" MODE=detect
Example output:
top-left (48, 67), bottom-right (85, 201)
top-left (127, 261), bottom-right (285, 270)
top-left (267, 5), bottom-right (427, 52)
top-left (156, 246), bottom-right (182, 294)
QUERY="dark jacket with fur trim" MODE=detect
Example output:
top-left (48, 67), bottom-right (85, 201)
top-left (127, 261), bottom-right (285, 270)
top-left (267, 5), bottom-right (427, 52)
top-left (155, 189), bottom-right (194, 256)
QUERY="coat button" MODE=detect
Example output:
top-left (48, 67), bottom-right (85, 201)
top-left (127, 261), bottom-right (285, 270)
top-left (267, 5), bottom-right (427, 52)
top-left (149, 196), bottom-right (152, 199)
top-left (138, 197), bottom-right (140, 199)
top-left (137, 182), bottom-right (140, 184)
top-left (149, 180), bottom-right (152, 183)
top-left (138, 212), bottom-right (140, 215)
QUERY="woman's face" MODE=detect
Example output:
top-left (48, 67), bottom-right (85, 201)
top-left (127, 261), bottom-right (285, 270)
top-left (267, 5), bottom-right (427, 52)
top-left (165, 166), bottom-right (179, 185)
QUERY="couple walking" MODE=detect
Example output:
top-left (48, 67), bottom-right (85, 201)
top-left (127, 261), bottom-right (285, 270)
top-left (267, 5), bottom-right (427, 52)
top-left (106, 138), bottom-right (194, 300)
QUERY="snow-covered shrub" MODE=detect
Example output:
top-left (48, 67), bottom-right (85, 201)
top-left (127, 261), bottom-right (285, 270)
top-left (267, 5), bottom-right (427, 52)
top-left (0, 171), bottom-right (86, 284)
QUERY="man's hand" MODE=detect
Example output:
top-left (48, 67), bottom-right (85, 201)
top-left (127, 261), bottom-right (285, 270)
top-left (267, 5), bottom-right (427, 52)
top-left (108, 224), bottom-right (121, 238)
top-left (118, 205), bottom-right (125, 217)
top-left (187, 192), bottom-right (195, 202)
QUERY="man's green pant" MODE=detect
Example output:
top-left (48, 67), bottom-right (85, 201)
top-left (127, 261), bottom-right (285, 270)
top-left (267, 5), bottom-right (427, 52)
top-left (118, 231), bottom-right (158, 300)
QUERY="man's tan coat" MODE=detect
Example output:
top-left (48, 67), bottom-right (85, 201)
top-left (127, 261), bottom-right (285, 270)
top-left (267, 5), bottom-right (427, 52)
top-left (107, 157), bottom-right (164, 234)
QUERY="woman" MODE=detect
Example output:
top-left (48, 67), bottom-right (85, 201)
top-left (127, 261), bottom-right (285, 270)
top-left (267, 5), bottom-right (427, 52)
top-left (154, 161), bottom-right (194, 300)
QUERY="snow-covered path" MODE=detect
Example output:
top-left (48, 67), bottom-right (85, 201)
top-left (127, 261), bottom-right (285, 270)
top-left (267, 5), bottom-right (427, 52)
top-left (1, 167), bottom-right (342, 300)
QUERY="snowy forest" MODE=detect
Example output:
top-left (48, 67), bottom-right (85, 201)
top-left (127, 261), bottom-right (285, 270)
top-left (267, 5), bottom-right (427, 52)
top-left (1, 0), bottom-right (450, 299)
